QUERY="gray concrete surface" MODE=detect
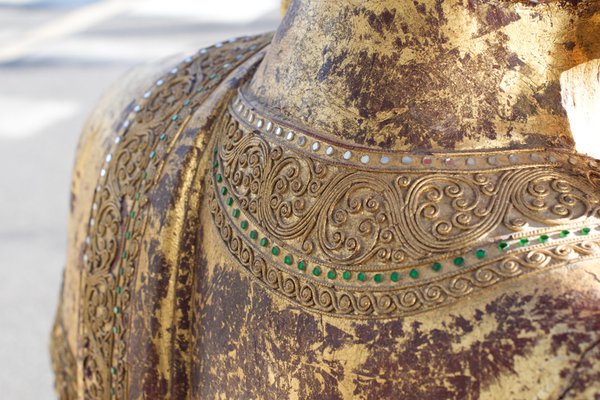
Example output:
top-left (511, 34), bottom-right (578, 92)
top-left (0, 1), bottom-right (279, 398)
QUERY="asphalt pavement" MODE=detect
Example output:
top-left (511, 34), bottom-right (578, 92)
top-left (0, 1), bottom-right (279, 398)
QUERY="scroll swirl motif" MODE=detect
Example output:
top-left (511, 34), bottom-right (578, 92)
top-left (209, 171), bottom-right (600, 318)
top-left (82, 74), bottom-right (198, 399)
top-left (219, 111), bottom-right (600, 269)
top-left (210, 106), bottom-right (600, 318)
top-left (76, 35), bottom-right (273, 400)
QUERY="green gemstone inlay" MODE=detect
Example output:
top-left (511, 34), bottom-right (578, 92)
top-left (240, 220), bottom-right (248, 230)
top-left (391, 271), bottom-right (399, 282)
top-left (498, 241), bottom-right (509, 251)
top-left (249, 230), bottom-right (258, 240)
top-left (113, 307), bottom-right (120, 314)
top-left (519, 238), bottom-right (529, 246)
top-left (130, 211), bottom-right (135, 219)
top-left (125, 231), bottom-right (131, 240)
top-left (298, 261), bottom-right (306, 271)
top-left (122, 250), bottom-right (127, 260)
top-left (260, 238), bottom-right (268, 247)
top-left (143, 170), bottom-right (148, 180)
top-left (183, 99), bottom-right (191, 106)
top-left (216, 174), bottom-right (223, 183)
top-left (113, 326), bottom-right (119, 334)
top-left (210, 73), bottom-right (217, 80)
top-left (409, 269), bottom-right (419, 279)
top-left (220, 187), bottom-right (228, 195)
top-left (119, 267), bottom-right (125, 276)
top-left (271, 246), bottom-right (280, 256)
top-left (135, 192), bottom-right (141, 201)
top-left (226, 197), bottom-right (233, 206)
top-left (284, 255), bottom-right (292, 265)
top-left (539, 234), bottom-right (549, 243)
top-left (149, 150), bottom-right (156, 159)
top-left (475, 249), bottom-right (486, 259)
top-left (111, 367), bottom-right (117, 375)
top-left (357, 272), bottom-right (366, 282)
top-left (581, 227), bottom-right (591, 235)
top-left (432, 262), bottom-right (442, 272)
top-left (327, 270), bottom-right (336, 280)
top-left (453, 257), bottom-right (465, 266)
top-left (197, 86), bottom-right (205, 93)
top-left (116, 287), bottom-right (121, 295)
top-left (343, 271), bottom-right (351, 280)
top-left (232, 209), bottom-right (240, 218)
top-left (374, 274), bottom-right (383, 283)
top-left (171, 114), bottom-right (179, 122)
top-left (159, 133), bottom-right (167, 141)
top-left (560, 230), bottom-right (570, 238)
top-left (313, 266), bottom-right (321, 276)
top-left (213, 160), bottom-right (219, 168)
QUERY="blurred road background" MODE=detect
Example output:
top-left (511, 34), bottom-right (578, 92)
top-left (0, 1), bottom-right (279, 398)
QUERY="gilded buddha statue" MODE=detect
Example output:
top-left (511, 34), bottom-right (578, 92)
top-left (50, 0), bottom-right (600, 398)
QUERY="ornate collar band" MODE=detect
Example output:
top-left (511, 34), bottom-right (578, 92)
top-left (234, 89), bottom-right (572, 170)
top-left (208, 91), bottom-right (600, 319)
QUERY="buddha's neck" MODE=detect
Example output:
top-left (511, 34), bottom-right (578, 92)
top-left (246, 0), bottom-right (600, 152)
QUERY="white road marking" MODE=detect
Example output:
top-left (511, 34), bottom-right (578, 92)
top-left (32, 37), bottom-right (185, 62)
top-left (128, 0), bottom-right (279, 22)
top-left (0, 96), bottom-right (79, 139)
top-left (0, 0), bottom-right (140, 63)
top-left (0, 0), bottom-right (38, 4)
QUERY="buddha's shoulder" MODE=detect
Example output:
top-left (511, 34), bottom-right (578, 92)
top-left (74, 33), bottom-right (273, 163)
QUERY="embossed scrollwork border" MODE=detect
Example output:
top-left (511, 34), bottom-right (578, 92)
top-left (208, 159), bottom-right (600, 319)
top-left (208, 102), bottom-right (600, 318)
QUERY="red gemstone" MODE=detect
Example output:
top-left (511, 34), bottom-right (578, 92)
top-left (422, 157), bottom-right (432, 165)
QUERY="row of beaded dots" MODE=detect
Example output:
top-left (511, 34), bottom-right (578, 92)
top-left (108, 53), bottom-right (195, 399)
top-left (85, 35), bottom-right (261, 398)
top-left (231, 97), bottom-right (565, 168)
top-left (214, 155), bottom-right (597, 285)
